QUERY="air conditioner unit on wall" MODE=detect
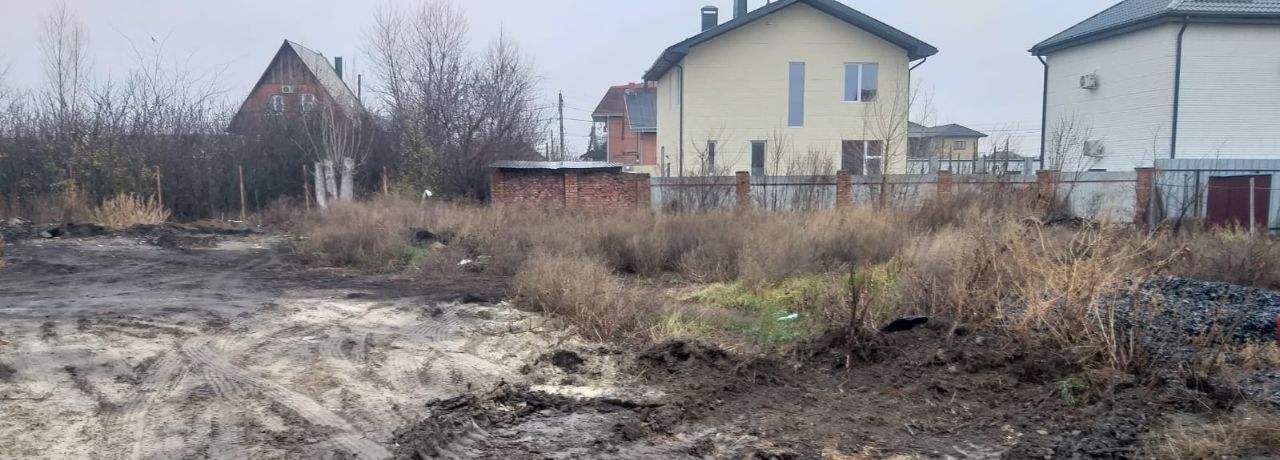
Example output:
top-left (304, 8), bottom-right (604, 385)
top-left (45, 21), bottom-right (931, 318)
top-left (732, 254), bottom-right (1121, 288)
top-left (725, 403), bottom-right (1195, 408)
top-left (281, 85), bottom-right (295, 94)
top-left (1083, 140), bottom-right (1105, 158)
top-left (1080, 73), bottom-right (1099, 90)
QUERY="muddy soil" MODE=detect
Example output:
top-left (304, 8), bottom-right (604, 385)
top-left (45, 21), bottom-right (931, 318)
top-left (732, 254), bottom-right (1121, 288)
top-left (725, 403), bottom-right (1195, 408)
top-left (0, 232), bottom-right (585, 459)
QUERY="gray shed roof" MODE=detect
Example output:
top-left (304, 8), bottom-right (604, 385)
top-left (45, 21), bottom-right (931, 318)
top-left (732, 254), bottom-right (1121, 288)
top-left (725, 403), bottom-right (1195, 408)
top-left (491, 161), bottom-right (627, 171)
top-left (1032, 0), bottom-right (1280, 55)
top-left (643, 0), bottom-right (937, 81)
top-left (908, 122), bottom-right (988, 139)
top-left (623, 91), bottom-right (657, 133)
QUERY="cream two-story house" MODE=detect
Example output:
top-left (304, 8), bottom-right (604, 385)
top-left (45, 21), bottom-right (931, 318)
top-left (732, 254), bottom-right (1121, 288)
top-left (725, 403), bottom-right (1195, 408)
top-left (644, 0), bottom-right (936, 177)
top-left (1032, 0), bottom-right (1280, 171)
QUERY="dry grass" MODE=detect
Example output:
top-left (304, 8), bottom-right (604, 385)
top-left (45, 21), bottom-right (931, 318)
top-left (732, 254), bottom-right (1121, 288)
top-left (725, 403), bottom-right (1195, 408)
top-left (90, 193), bottom-right (170, 230)
top-left (1148, 409), bottom-right (1280, 459)
top-left (290, 195), bottom-right (1276, 372)
top-left (1, 193), bottom-right (92, 224)
top-left (1164, 228), bottom-right (1280, 290)
top-left (512, 253), bottom-right (652, 342)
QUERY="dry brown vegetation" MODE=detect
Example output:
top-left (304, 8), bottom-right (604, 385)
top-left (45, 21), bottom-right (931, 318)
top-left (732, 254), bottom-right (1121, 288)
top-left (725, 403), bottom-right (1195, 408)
top-left (1148, 409), bottom-right (1280, 459)
top-left (285, 194), bottom-right (1280, 378)
top-left (90, 193), bottom-right (170, 230)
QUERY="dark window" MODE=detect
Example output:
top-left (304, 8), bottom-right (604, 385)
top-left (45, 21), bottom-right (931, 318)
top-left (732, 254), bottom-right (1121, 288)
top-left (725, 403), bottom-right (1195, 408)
top-left (788, 62), bottom-right (805, 127)
top-left (751, 141), bottom-right (766, 176)
top-left (844, 63), bottom-right (879, 102)
top-left (842, 140), bottom-right (884, 175)
top-left (705, 140), bottom-right (716, 174)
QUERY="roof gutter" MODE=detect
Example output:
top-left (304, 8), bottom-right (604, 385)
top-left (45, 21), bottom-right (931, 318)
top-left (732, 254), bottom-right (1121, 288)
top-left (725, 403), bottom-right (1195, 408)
top-left (676, 63), bottom-right (685, 177)
top-left (1037, 55), bottom-right (1048, 165)
top-left (1171, 17), bottom-right (1189, 160)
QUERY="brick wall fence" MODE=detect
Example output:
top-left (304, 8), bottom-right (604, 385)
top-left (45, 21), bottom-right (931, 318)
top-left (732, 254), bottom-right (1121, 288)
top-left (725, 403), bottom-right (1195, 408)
top-left (491, 168), bottom-right (650, 210)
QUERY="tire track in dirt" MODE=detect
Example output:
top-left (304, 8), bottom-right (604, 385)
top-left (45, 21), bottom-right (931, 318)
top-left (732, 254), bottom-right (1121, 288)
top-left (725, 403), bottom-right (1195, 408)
top-left (180, 337), bottom-right (391, 459)
top-left (117, 352), bottom-right (189, 460)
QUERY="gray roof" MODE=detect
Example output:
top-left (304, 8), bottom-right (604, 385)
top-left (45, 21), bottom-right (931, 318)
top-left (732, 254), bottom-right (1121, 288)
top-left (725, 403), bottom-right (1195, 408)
top-left (623, 90), bottom-right (657, 133)
top-left (908, 122), bottom-right (987, 139)
top-left (1032, 0), bottom-right (1280, 55)
top-left (643, 0), bottom-right (937, 81)
top-left (491, 161), bottom-right (627, 171)
top-left (286, 41), bottom-right (362, 115)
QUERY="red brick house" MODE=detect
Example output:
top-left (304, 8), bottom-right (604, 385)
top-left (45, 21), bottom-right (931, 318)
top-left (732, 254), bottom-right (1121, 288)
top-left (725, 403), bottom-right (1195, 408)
top-left (490, 161), bottom-right (650, 210)
top-left (228, 40), bottom-right (362, 133)
top-left (592, 83), bottom-right (658, 175)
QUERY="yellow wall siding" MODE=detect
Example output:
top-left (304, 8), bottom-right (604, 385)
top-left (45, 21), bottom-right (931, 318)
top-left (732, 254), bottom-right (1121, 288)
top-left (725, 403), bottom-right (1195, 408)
top-left (654, 2), bottom-right (912, 176)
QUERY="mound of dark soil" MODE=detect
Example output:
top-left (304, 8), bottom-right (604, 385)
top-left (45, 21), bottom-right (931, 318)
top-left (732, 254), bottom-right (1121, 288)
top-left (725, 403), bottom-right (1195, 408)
top-left (637, 338), bottom-right (731, 371)
top-left (391, 382), bottom-right (658, 459)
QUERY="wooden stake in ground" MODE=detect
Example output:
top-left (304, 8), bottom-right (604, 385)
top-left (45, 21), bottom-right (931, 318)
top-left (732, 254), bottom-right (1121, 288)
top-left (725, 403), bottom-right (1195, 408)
top-left (154, 166), bottom-right (163, 207)
top-left (238, 164), bottom-right (247, 222)
top-left (303, 165), bottom-right (311, 211)
top-left (382, 166), bottom-right (389, 196)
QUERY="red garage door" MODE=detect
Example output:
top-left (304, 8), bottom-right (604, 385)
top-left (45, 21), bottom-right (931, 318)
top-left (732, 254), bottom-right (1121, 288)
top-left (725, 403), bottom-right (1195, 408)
top-left (1206, 175), bottom-right (1271, 230)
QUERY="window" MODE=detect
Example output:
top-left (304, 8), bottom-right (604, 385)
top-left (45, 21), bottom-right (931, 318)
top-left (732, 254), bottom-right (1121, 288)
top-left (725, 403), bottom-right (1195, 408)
top-left (751, 141), bottom-right (767, 176)
top-left (788, 62), bottom-right (805, 127)
top-left (705, 140), bottom-right (716, 174)
top-left (301, 93), bottom-right (317, 111)
top-left (843, 63), bottom-right (879, 102)
top-left (841, 140), bottom-right (884, 175)
top-left (953, 140), bottom-right (967, 150)
top-left (268, 94), bottom-right (285, 113)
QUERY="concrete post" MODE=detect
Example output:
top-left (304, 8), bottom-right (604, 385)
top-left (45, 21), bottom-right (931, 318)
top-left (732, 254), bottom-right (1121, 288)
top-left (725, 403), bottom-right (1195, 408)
top-left (936, 170), bottom-right (953, 199)
top-left (1135, 168), bottom-right (1155, 227)
top-left (836, 170), bottom-right (852, 208)
top-left (735, 171), bottom-right (751, 212)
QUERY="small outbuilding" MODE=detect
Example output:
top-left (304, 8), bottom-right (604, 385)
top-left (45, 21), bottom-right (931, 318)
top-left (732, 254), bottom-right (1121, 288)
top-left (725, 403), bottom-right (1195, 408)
top-left (490, 161), bottom-right (650, 210)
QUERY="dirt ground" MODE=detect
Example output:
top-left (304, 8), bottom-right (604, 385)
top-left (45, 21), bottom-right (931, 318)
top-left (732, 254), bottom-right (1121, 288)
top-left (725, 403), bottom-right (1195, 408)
top-left (3, 230), bottom-right (1275, 460)
top-left (0, 231), bottom-right (596, 459)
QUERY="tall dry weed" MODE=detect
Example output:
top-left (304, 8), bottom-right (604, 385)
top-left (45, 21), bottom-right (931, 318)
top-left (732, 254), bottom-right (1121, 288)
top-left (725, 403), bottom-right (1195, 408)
top-left (512, 253), bottom-right (653, 342)
top-left (91, 193), bottom-right (170, 230)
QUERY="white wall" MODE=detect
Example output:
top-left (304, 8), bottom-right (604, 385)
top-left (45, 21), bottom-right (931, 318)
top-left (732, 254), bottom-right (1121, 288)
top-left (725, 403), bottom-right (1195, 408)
top-left (1044, 23), bottom-right (1179, 171)
top-left (1178, 23), bottom-right (1280, 160)
top-left (654, 2), bottom-right (912, 176)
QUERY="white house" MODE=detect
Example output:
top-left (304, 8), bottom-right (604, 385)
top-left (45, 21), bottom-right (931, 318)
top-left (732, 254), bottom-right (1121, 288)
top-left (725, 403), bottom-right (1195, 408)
top-left (644, 0), bottom-right (936, 177)
top-left (1032, 0), bottom-right (1280, 172)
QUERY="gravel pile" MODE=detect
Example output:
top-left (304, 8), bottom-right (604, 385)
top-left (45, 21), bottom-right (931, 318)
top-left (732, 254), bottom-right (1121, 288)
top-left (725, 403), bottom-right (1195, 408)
top-left (1114, 277), bottom-right (1280, 346)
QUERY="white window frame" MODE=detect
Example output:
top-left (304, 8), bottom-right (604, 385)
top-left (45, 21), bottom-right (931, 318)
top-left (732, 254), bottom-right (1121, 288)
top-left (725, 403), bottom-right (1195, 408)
top-left (843, 63), bottom-right (879, 103)
top-left (268, 94), bottom-right (285, 113)
top-left (843, 140), bottom-right (884, 175)
top-left (301, 93), bottom-right (317, 111)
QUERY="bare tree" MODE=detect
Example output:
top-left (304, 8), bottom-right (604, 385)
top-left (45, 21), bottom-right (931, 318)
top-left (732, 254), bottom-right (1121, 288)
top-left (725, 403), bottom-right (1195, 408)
top-left (301, 106), bottom-right (371, 207)
top-left (859, 82), bottom-right (918, 207)
top-left (368, 0), bottom-right (545, 199)
top-left (39, 0), bottom-right (90, 132)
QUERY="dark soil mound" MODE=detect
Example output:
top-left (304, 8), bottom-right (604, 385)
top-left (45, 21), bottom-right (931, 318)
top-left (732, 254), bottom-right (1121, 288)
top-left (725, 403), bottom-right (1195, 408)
top-left (637, 339), bottom-right (731, 372)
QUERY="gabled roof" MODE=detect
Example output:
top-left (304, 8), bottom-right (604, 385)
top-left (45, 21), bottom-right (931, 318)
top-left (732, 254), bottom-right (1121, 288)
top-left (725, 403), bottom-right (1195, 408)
top-left (623, 90), bottom-right (657, 133)
top-left (592, 83), bottom-right (652, 120)
top-left (285, 41), bottom-right (361, 115)
top-left (643, 0), bottom-right (937, 81)
top-left (909, 122), bottom-right (987, 139)
top-left (1032, 0), bottom-right (1280, 55)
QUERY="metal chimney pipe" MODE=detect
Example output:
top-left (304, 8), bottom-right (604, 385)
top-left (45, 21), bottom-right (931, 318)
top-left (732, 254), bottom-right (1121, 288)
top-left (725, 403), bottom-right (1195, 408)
top-left (335, 57), bottom-right (344, 80)
top-left (701, 6), bottom-right (719, 32)
top-left (734, 0), bottom-right (748, 19)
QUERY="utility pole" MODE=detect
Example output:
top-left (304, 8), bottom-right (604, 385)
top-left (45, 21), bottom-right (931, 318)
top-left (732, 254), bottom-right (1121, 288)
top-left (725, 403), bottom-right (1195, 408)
top-left (558, 91), bottom-right (566, 161)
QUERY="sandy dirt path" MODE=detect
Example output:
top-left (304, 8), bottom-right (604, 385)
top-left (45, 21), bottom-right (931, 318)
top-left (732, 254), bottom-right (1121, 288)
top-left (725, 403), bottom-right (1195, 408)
top-left (0, 234), bottom-right (549, 459)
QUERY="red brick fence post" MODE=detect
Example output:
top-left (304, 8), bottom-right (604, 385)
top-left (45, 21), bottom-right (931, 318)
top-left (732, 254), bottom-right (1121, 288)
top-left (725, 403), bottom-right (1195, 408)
top-left (1036, 170), bottom-right (1059, 202)
top-left (735, 171), bottom-right (751, 212)
top-left (836, 170), bottom-right (852, 208)
top-left (634, 173), bottom-right (651, 209)
top-left (936, 170), bottom-right (953, 199)
top-left (563, 172), bottom-right (579, 208)
top-left (1135, 167), bottom-right (1156, 227)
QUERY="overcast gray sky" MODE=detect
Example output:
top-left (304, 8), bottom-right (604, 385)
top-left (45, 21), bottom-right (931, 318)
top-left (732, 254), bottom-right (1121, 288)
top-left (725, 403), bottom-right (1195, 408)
top-left (0, 0), bottom-right (1118, 154)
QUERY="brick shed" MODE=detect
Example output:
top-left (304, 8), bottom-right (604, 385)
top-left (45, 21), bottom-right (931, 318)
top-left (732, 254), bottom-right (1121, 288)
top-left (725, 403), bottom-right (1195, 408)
top-left (490, 161), bottom-right (650, 210)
